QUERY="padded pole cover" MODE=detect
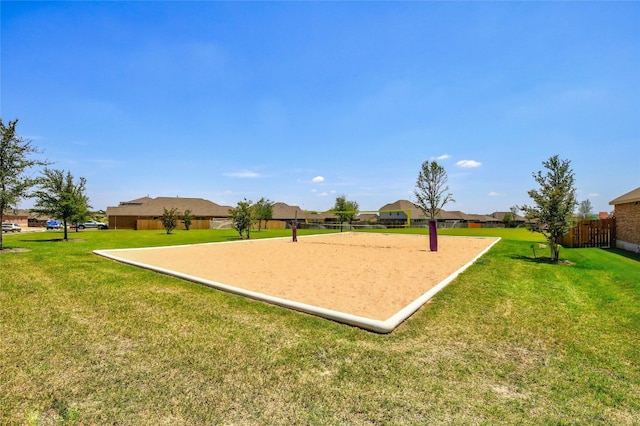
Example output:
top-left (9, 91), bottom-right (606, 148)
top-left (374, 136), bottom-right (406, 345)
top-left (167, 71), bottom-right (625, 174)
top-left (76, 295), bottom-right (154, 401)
top-left (429, 220), bottom-right (438, 252)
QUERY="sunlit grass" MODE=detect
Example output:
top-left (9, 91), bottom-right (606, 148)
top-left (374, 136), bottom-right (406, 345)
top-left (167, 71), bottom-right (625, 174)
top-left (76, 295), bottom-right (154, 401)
top-left (1, 228), bottom-right (638, 424)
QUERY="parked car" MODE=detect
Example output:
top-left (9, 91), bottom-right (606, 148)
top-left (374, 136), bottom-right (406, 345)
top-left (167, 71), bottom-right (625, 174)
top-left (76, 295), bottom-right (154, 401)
top-left (46, 220), bottom-right (63, 230)
top-left (77, 221), bottom-right (109, 230)
top-left (2, 222), bottom-right (22, 233)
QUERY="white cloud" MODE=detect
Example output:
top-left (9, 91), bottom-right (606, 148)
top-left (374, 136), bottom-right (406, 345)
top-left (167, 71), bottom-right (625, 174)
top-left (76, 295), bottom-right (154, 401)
top-left (588, 193), bottom-right (600, 197)
top-left (317, 192), bottom-right (328, 197)
top-left (223, 170), bottom-right (260, 178)
top-left (488, 191), bottom-right (506, 197)
top-left (456, 160), bottom-right (482, 168)
top-left (435, 154), bottom-right (451, 160)
top-left (312, 176), bottom-right (325, 183)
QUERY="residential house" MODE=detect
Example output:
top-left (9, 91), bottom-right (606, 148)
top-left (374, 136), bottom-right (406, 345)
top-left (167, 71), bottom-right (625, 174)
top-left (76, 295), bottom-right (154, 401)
top-left (2, 208), bottom-right (53, 228)
top-left (106, 196), bottom-right (232, 230)
top-left (378, 200), bottom-right (485, 228)
top-left (437, 210), bottom-right (474, 228)
top-left (378, 200), bottom-right (427, 227)
top-left (357, 213), bottom-right (379, 225)
top-left (609, 187), bottom-right (640, 253)
top-left (304, 210), bottom-right (338, 228)
top-left (267, 202), bottom-right (306, 229)
top-left (487, 211), bottom-right (527, 228)
top-left (2, 208), bottom-right (30, 228)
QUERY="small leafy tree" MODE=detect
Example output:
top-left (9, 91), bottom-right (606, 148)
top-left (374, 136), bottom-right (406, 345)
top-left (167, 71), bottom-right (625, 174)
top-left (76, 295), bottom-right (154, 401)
top-left (0, 118), bottom-right (50, 249)
top-left (578, 199), bottom-right (593, 220)
top-left (230, 198), bottom-right (253, 239)
top-left (253, 197), bottom-right (274, 231)
top-left (413, 160), bottom-right (454, 251)
top-left (182, 209), bottom-right (193, 230)
top-left (332, 195), bottom-right (359, 232)
top-left (69, 207), bottom-right (92, 233)
top-left (162, 207), bottom-right (179, 234)
top-left (510, 206), bottom-right (519, 227)
top-left (31, 169), bottom-right (91, 241)
top-left (502, 212), bottom-right (513, 228)
top-left (519, 155), bottom-right (578, 262)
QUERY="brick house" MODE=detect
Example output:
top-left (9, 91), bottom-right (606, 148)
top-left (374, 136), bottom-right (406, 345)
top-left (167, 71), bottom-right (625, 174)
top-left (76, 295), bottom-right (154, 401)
top-left (268, 202), bottom-right (306, 229)
top-left (106, 196), bottom-right (232, 230)
top-left (609, 187), bottom-right (640, 253)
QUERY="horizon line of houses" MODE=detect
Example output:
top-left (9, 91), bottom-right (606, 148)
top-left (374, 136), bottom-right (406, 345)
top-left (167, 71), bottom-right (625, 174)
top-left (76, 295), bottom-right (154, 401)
top-left (101, 196), bottom-right (534, 231)
top-left (103, 196), bottom-right (616, 231)
top-left (3, 195), bottom-right (616, 230)
top-left (3, 187), bottom-right (638, 253)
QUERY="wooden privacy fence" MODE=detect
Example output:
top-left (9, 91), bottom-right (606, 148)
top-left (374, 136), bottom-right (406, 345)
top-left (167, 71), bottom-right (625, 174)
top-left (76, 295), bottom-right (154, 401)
top-left (559, 218), bottom-right (616, 248)
top-left (136, 219), bottom-right (212, 231)
top-left (135, 219), bottom-right (289, 231)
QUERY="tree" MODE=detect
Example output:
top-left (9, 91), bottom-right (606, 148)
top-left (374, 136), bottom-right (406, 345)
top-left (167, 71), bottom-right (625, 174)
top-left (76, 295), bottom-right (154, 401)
top-left (510, 206), bottom-right (519, 225)
top-left (229, 199), bottom-right (253, 239)
top-left (501, 206), bottom-right (520, 228)
top-left (413, 160), bottom-right (454, 251)
top-left (0, 118), bottom-right (50, 250)
top-left (332, 195), bottom-right (359, 232)
top-left (502, 212), bottom-right (513, 228)
top-left (31, 169), bottom-right (91, 241)
top-left (578, 199), bottom-right (593, 220)
top-left (519, 155), bottom-right (578, 262)
top-left (254, 197), bottom-right (274, 231)
top-left (182, 209), bottom-right (193, 230)
top-left (162, 207), bottom-right (179, 234)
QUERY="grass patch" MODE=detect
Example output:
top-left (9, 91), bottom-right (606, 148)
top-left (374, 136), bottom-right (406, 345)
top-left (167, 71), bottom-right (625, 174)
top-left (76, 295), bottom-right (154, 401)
top-left (1, 228), bottom-right (638, 424)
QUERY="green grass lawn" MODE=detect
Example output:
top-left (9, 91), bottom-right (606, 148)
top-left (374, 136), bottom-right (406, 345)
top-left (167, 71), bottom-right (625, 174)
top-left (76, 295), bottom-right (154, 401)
top-left (1, 228), bottom-right (638, 424)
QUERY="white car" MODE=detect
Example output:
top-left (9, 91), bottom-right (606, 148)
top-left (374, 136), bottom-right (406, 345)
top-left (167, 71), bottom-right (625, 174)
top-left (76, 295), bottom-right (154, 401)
top-left (77, 221), bottom-right (108, 230)
top-left (2, 222), bottom-right (22, 233)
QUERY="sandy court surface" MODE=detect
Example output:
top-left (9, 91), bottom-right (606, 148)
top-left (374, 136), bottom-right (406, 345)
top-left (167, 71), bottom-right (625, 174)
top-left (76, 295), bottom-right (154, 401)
top-left (98, 233), bottom-right (499, 322)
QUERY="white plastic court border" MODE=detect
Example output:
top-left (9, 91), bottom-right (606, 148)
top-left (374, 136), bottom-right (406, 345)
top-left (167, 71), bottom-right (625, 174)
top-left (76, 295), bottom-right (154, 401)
top-left (94, 234), bottom-right (500, 333)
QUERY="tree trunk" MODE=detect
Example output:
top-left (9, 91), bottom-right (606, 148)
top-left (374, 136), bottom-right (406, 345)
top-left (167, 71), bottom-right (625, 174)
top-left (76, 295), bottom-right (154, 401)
top-left (550, 241), bottom-right (560, 262)
top-left (429, 220), bottom-right (438, 251)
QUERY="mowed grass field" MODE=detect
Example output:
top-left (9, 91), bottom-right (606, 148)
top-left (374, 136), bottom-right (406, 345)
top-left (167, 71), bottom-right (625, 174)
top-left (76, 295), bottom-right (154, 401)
top-left (1, 228), bottom-right (638, 424)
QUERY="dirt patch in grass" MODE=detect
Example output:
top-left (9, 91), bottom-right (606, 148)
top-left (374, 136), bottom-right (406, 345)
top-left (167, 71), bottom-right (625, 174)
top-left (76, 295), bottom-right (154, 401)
top-left (0, 248), bottom-right (30, 253)
top-left (98, 233), bottom-right (498, 321)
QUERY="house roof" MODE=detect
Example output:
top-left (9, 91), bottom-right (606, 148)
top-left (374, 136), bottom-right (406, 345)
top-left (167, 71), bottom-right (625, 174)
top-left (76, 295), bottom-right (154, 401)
top-left (357, 213), bottom-right (379, 222)
top-left (107, 197), bottom-right (232, 217)
top-left (378, 200), bottom-right (496, 221)
top-left (488, 211), bottom-right (527, 222)
top-left (271, 202), bottom-right (305, 220)
top-left (305, 211), bottom-right (338, 221)
top-left (2, 208), bottom-right (51, 220)
top-left (437, 210), bottom-right (468, 221)
top-left (379, 200), bottom-right (428, 219)
top-left (609, 187), bottom-right (640, 205)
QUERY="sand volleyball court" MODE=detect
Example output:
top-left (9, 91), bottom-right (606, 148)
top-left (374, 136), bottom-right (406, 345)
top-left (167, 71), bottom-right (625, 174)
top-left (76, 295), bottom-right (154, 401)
top-left (95, 232), bottom-right (500, 333)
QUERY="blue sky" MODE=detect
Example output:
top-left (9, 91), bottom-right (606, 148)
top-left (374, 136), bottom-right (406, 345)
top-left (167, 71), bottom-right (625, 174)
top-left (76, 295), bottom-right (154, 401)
top-left (2, 1), bottom-right (638, 214)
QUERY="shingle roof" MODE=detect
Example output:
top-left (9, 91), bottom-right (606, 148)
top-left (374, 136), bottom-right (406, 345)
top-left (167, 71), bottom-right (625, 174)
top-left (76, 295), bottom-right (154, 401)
top-left (437, 210), bottom-right (469, 221)
top-left (305, 211), bottom-right (338, 221)
top-left (379, 200), bottom-right (428, 219)
top-left (271, 202), bottom-right (305, 220)
top-left (609, 187), bottom-right (640, 205)
top-left (107, 197), bottom-right (231, 217)
top-left (488, 211), bottom-right (527, 222)
top-left (357, 213), bottom-right (379, 222)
